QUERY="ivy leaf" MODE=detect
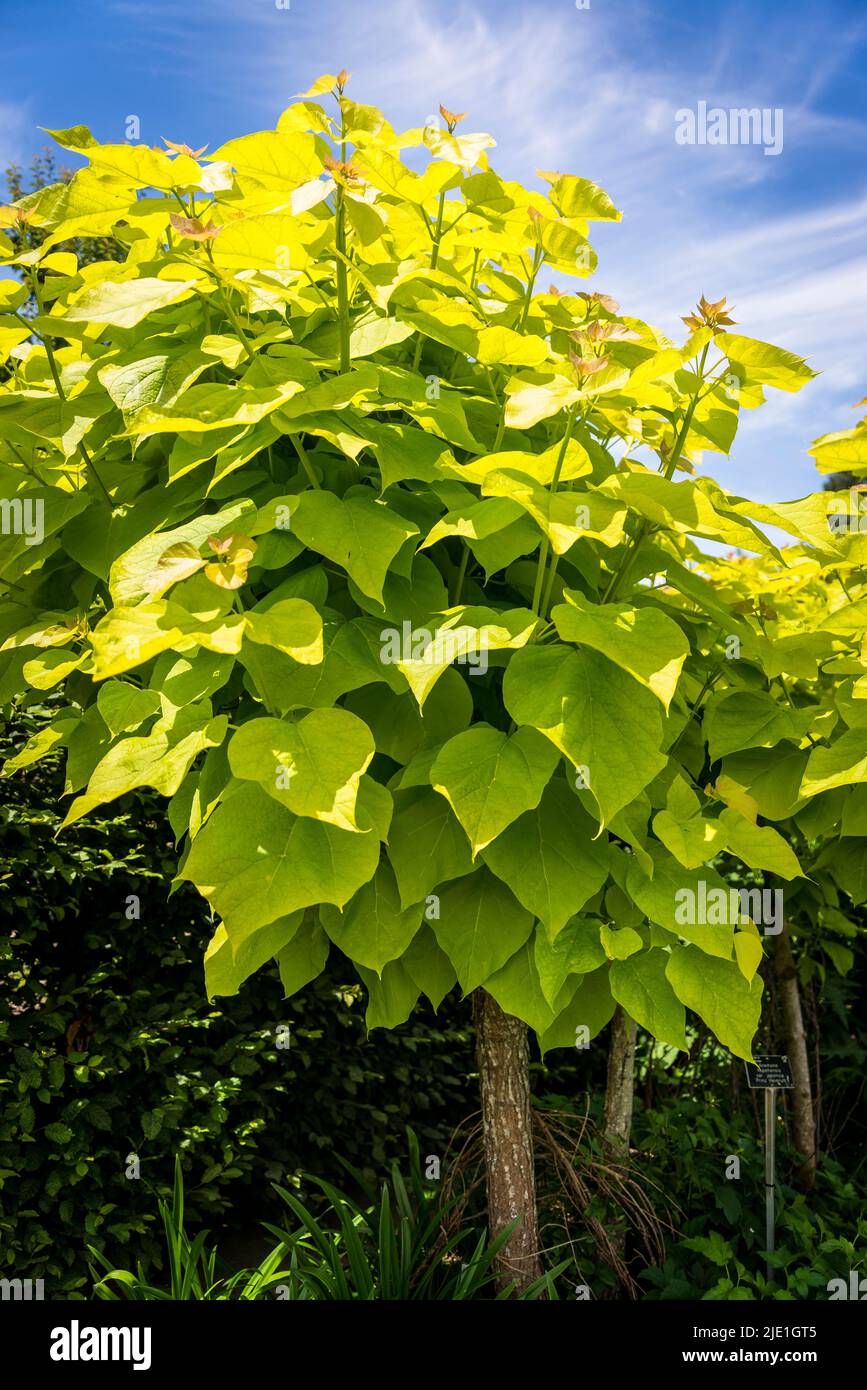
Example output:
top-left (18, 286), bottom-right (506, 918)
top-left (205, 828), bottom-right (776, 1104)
top-left (430, 723), bottom-right (559, 856)
top-left (481, 779), bottom-right (609, 939)
top-left (665, 946), bottom-right (763, 1061)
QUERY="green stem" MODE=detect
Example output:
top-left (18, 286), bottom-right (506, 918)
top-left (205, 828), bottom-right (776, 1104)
top-left (451, 546), bottom-right (470, 606)
top-left (27, 281), bottom-right (113, 505)
top-left (335, 188), bottom-right (350, 373)
top-left (602, 345), bottom-right (710, 603)
top-left (290, 434), bottom-right (320, 489)
top-left (412, 192), bottom-right (447, 374)
top-left (201, 249), bottom-right (255, 360)
top-left (519, 244), bottom-right (543, 331)
top-left (6, 439), bottom-right (45, 484)
top-left (540, 553), bottom-right (561, 620)
top-left (469, 247), bottom-right (481, 293)
top-left (484, 367), bottom-right (507, 451)
top-left (834, 570), bottom-right (854, 601)
top-left (303, 269), bottom-right (332, 313)
top-left (531, 403), bottom-right (579, 616)
top-left (430, 193), bottom-right (446, 271)
top-left (334, 102), bottom-right (351, 374)
top-left (78, 441), bottom-right (113, 506)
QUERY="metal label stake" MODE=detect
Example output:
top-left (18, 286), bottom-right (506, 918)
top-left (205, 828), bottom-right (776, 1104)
top-left (764, 1086), bottom-right (776, 1282)
top-left (745, 1054), bottom-right (793, 1285)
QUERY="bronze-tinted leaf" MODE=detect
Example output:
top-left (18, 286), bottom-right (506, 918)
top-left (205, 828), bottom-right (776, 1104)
top-left (439, 104), bottom-right (467, 130)
top-left (163, 138), bottom-right (208, 158)
top-left (169, 213), bottom-right (220, 241)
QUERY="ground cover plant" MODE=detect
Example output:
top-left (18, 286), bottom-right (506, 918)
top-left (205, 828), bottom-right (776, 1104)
top-left (1, 74), bottom-right (865, 1294)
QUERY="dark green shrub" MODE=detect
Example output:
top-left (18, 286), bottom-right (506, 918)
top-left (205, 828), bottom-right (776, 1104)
top-left (0, 710), bottom-right (476, 1295)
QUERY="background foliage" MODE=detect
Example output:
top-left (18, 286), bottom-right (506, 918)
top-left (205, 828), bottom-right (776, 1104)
top-left (4, 704), bottom-right (865, 1296)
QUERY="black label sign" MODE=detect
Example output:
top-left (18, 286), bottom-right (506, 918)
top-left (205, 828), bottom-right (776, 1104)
top-left (744, 1054), bottom-right (794, 1089)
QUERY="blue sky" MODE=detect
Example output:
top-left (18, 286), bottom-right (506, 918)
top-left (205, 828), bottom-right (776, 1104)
top-left (4, 0), bottom-right (867, 502)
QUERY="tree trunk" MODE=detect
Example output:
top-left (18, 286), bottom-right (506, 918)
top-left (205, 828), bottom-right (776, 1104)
top-left (601, 1006), bottom-right (637, 1296)
top-left (775, 922), bottom-right (816, 1190)
top-left (604, 1006), bottom-right (637, 1150)
top-left (473, 988), bottom-right (541, 1294)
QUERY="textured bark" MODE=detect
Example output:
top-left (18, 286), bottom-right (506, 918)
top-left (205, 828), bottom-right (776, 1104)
top-left (473, 989), bottom-right (541, 1293)
top-left (604, 1006), bottom-right (638, 1150)
top-left (775, 922), bottom-right (817, 1190)
top-left (601, 1006), bottom-right (637, 1296)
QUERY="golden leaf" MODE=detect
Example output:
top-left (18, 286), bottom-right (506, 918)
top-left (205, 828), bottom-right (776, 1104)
top-left (204, 533), bottom-right (257, 590)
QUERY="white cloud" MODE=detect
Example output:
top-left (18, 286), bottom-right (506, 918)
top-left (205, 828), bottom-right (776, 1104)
top-left (98, 0), bottom-right (867, 498)
top-left (0, 100), bottom-right (30, 174)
